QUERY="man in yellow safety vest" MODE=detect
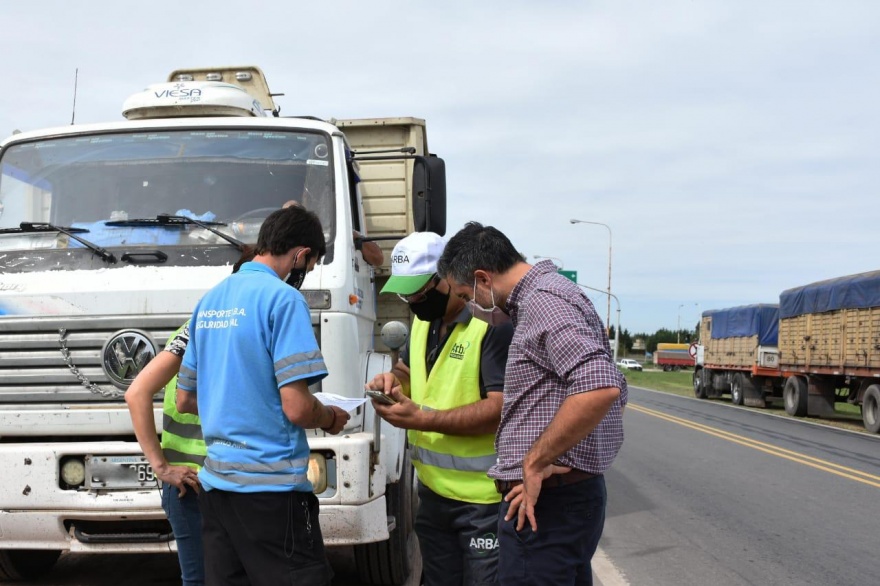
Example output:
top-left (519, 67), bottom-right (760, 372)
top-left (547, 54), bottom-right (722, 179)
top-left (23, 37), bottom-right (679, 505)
top-left (367, 231), bottom-right (512, 586)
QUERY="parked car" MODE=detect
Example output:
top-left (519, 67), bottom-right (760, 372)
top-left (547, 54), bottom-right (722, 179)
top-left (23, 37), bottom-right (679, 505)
top-left (617, 358), bottom-right (643, 371)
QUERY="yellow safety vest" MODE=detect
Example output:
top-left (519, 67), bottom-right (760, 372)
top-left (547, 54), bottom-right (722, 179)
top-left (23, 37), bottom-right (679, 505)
top-left (160, 323), bottom-right (206, 470)
top-left (409, 316), bottom-right (499, 504)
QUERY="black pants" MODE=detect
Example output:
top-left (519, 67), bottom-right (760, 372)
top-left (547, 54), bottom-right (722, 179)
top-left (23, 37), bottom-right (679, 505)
top-left (497, 475), bottom-right (606, 586)
top-left (198, 489), bottom-right (333, 586)
top-left (416, 482), bottom-right (500, 586)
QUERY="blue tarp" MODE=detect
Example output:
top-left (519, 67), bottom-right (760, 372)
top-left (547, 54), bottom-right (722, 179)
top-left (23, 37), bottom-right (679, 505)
top-left (702, 304), bottom-right (779, 345)
top-left (779, 270), bottom-right (880, 318)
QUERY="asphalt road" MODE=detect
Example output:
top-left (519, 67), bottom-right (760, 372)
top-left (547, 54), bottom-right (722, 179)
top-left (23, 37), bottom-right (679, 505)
top-left (600, 386), bottom-right (880, 586)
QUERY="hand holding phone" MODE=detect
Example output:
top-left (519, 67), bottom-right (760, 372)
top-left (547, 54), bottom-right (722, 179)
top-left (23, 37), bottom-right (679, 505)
top-left (366, 390), bottom-right (398, 405)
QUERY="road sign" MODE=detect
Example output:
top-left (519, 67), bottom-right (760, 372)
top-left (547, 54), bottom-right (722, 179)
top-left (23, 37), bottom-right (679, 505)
top-left (689, 343), bottom-right (698, 358)
top-left (558, 270), bottom-right (578, 283)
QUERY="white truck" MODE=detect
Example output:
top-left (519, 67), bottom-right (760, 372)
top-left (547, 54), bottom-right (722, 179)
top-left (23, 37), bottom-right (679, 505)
top-left (0, 66), bottom-right (445, 583)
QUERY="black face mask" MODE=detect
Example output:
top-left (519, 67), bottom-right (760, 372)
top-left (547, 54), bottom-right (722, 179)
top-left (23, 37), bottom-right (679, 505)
top-left (285, 251), bottom-right (308, 290)
top-left (410, 287), bottom-right (449, 322)
top-left (285, 269), bottom-right (307, 290)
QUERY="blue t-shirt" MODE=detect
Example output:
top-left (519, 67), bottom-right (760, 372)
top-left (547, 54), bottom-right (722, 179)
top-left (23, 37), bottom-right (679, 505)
top-left (177, 261), bottom-right (328, 493)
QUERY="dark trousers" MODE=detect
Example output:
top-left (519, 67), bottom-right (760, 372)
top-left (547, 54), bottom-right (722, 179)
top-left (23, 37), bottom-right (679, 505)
top-left (497, 475), bottom-right (606, 586)
top-left (198, 488), bottom-right (333, 586)
top-left (416, 482), bottom-right (500, 586)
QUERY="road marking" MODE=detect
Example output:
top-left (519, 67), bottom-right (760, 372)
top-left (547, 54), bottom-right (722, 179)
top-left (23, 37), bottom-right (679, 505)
top-left (593, 546), bottom-right (630, 586)
top-left (628, 404), bottom-right (880, 489)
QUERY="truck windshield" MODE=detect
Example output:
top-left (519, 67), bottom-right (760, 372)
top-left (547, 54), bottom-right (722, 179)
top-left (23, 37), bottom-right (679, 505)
top-left (0, 129), bottom-right (335, 266)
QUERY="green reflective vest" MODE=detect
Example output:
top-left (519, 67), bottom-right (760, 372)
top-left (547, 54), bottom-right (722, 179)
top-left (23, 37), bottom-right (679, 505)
top-left (160, 323), bottom-right (206, 470)
top-left (409, 316), bottom-right (499, 504)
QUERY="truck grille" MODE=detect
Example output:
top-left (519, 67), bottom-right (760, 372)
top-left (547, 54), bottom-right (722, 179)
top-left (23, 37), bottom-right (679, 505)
top-left (0, 314), bottom-right (189, 403)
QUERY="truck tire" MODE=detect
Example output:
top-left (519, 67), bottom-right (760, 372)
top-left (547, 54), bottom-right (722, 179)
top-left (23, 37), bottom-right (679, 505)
top-left (0, 549), bottom-right (61, 580)
top-left (730, 373), bottom-right (745, 405)
top-left (784, 376), bottom-right (808, 417)
top-left (863, 385), bottom-right (880, 434)
top-left (354, 451), bottom-right (416, 585)
top-left (693, 369), bottom-right (708, 399)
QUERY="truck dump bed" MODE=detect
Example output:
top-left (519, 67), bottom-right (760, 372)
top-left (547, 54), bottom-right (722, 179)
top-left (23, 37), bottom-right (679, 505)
top-left (701, 304), bottom-right (779, 368)
top-left (778, 270), bottom-right (880, 371)
top-left (337, 118), bottom-right (429, 349)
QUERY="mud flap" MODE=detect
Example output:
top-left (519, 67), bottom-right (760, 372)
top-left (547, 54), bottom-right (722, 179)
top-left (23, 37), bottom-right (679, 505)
top-left (807, 378), bottom-right (836, 417)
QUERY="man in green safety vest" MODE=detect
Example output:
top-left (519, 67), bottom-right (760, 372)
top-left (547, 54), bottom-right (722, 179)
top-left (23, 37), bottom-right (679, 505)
top-left (367, 232), bottom-right (512, 586)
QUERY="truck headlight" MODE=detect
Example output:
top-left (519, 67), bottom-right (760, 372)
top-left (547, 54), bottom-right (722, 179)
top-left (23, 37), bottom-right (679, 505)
top-left (308, 453), bottom-right (327, 494)
top-left (60, 457), bottom-right (86, 488)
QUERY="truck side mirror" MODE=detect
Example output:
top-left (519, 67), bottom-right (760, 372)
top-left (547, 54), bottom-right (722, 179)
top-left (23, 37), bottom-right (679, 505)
top-left (412, 155), bottom-right (446, 236)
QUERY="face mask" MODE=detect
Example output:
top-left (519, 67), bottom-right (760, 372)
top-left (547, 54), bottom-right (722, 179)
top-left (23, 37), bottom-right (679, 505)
top-left (466, 281), bottom-right (510, 326)
top-left (410, 287), bottom-right (449, 322)
top-left (285, 251), bottom-right (308, 290)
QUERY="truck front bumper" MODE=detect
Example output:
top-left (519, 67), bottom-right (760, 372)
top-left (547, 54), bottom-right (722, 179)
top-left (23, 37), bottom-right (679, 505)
top-left (0, 432), bottom-right (390, 551)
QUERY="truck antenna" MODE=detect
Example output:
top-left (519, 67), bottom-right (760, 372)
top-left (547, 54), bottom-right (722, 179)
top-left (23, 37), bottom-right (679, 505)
top-left (70, 68), bottom-right (79, 125)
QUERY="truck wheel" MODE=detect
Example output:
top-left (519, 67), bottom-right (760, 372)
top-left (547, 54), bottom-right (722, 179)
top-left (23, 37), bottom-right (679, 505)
top-left (354, 451), bottom-right (417, 585)
top-left (731, 373), bottom-right (745, 405)
top-left (863, 385), bottom-right (880, 434)
top-left (0, 550), bottom-right (61, 580)
top-left (693, 369), bottom-right (708, 399)
top-left (784, 376), bottom-right (808, 417)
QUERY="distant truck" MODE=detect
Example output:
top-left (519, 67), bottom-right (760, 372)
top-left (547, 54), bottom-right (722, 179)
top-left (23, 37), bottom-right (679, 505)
top-left (653, 343), bottom-right (695, 371)
top-left (693, 271), bottom-right (880, 433)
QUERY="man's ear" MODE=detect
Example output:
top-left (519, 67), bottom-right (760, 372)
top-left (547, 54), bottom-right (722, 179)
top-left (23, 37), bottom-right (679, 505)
top-left (473, 269), bottom-right (492, 286)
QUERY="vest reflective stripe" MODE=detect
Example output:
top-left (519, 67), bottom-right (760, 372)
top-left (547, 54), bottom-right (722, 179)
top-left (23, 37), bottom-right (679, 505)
top-left (409, 316), bottom-right (500, 504)
top-left (162, 447), bottom-right (206, 468)
top-left (162, 414), bottom-right (203, 440)
top-left (202, 457), bottom-right (309, 486)
top-left (274, 350), bottom-right (323, 372)
top-left (409, 445), bottom-right (498, 473)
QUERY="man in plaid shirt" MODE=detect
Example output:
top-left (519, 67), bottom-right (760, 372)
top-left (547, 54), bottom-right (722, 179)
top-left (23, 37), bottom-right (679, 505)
top-left (438, 222), bottom-right (627, 586)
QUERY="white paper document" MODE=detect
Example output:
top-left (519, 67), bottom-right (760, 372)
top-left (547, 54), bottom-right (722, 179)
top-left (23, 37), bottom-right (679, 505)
top-left (313, 392), bottom-right (368, 413)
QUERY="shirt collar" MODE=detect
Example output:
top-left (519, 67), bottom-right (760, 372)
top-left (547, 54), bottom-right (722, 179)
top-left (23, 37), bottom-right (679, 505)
top-left (508, 260), bottom-right (558, 321)
top-left (239, 261), bottom-right (280, 278)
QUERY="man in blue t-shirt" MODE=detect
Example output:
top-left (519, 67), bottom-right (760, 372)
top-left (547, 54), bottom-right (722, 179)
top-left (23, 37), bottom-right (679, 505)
top-left (176, 205), bottom-right (349, 586)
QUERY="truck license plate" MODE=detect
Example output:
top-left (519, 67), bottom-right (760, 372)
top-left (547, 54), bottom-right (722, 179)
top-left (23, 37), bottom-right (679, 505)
top-left (84, 455), bottom-right (158, 489)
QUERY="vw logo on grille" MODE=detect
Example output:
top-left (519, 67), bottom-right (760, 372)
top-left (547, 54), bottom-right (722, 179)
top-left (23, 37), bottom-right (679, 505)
top-left (102, 330), bottom-right (157, 389)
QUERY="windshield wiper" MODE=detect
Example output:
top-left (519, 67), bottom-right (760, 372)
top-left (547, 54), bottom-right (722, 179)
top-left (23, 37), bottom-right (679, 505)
top-left (0, 222), bottom-right (117, 263)
top-left (105, 214), bottom-right (246, 251)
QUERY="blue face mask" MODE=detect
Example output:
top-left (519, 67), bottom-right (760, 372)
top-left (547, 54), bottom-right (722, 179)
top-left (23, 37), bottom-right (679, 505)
top-left (466, 280), bottom-right (510, 327)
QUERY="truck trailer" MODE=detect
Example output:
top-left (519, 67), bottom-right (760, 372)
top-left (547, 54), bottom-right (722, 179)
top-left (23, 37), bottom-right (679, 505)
top-left (693, 272), bottom-right (880, 434)
top-left (0, 66), bottom-right (442, 582)
top-left (653, 343), bottom-right (695, 371)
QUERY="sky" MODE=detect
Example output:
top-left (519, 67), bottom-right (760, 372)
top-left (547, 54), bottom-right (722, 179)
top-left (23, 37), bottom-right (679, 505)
top-left (1, 1), bottom-right (878, 334)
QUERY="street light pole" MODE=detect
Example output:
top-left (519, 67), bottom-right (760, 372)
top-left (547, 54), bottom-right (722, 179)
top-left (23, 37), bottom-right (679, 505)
top-left (533, 255), bottom-right (564, 269)
top-left (677, 304), bottom-right (684, 343)
top-left (575, 282), bottom-right (621, 362)
top-left (570, 219), bottom-right (612, 337)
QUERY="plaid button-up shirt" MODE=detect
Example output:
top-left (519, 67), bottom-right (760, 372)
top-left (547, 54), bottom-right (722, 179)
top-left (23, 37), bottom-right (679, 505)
top-left (489, 260), bottom-right (627, 480)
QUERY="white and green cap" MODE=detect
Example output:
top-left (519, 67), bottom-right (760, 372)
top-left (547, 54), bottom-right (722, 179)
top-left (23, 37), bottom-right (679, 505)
top-left (380, 232), bottom-right (447, 295)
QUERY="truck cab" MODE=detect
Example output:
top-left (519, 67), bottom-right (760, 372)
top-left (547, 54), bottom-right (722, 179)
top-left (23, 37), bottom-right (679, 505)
top-left (0, 66), bottom-right (442, 583)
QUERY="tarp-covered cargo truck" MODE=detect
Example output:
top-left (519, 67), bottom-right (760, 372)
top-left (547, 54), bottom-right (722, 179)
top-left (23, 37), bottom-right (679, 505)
top-left (693, 305), bottom-right (782, 407)
top-left (694, 272), bottom-right (880, 433)
top-left (653, 343), bottom-right (695, 371)
top-left (0, 66), bottom-right (442, 582)
top-left (777, 270), bottom-right (880, 432)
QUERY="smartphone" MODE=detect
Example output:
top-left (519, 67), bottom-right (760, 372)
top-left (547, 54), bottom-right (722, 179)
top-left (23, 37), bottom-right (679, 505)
top-left (366, 390), bottom-right (398, 405)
